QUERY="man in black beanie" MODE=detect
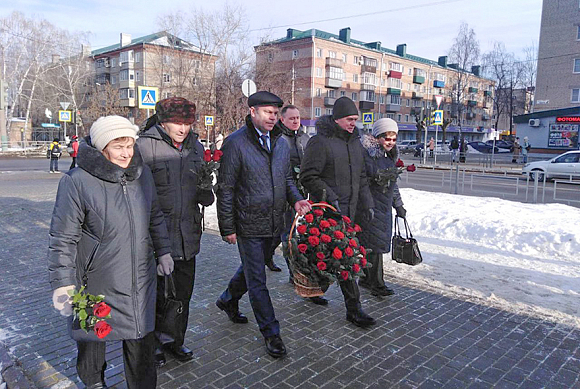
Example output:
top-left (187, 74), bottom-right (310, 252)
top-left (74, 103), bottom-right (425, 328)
top-left (300, 96), bottom-right (377, 327)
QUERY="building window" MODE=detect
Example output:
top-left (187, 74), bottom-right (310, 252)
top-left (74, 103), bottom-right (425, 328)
top-left (292, 49), bottom-right (299, 59)
top-left (119, 50), bottom-right (133, 64)
top-left (574, 59), bottom-right (580, 73)
top-left (353, 56), bottom-right (359, 65)
top-left (315, 107), bottom-right (321, 117)
top-left (340, 90), bottom-right (346, 97)
top-left (572, 88), bottom-right (580, 102)
top-left (135, 71), bottom-right (141, 82)
top-left (111, 58), bottom-right (117, 67)
top-left (316, 48), bottom-right (323, 58)
top-left (327, 90), bottom-right (336, 98)
top-left (111, 75), bottom-right (117, 84)
top-left (325, 108), bottom-right (332, 115)
top-left (316, 88), bottom-right (321, 97)
top-left (316, 67), bottom-right (323, 77)
top-left (360, 91), bottom-right (375, 102)
top-left (397, 114), bottom-right (402, 122)
top-left (163, 73), bottom-right (171, 83)
top-left (405, 114), bottom-right (409, 122)
top-left (135, 51), bottom-right (142, 63)
top-left (327, 67), bottom-right (344, 80)
top-left (163, 55), bottom-right (172, 65)
top-left (352, 92), bottom-right (358, 101)
top-left (353, 74), bottom-right (359, 83)
top-left (120, 70), bottom-right (128, 81)
top-left (388, 95), bottom-right (401, 105)
top-left (388, 78), bottom-right (402, 89)
top-left (406, 99), bottom-right (410, 107)
top-left (342, 53), bottom-right (347, 62)
top-left (329, 51), bottom-right (336, 58)
top-left (389, 62), bottom-right (402, 72)
top-left (408, 68), bottom-right (412, 76)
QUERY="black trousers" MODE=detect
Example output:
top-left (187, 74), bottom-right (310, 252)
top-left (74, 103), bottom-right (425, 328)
top-left (70, 156), bottom-right (77, 170)
top-left (363, 252), bottom-right (385, 289)
top-left (319, 279), bottom-right (361, 313)
top-left (76, 331), bottom-right (156, 388)
top-left (156, 257), bottom-right (196, 347)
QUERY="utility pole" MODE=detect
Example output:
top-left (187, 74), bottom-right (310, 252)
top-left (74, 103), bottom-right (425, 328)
top-left (291, 61), bottom-right (296, 105)
top-left (0, 79), bottom-right (8, 151)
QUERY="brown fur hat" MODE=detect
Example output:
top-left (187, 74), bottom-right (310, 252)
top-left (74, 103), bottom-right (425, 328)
top-left (156, 97), bottom-right (197, 125)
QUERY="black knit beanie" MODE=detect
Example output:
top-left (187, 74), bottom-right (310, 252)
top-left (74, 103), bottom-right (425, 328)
top-left (332, 97), bottom-right (358, 120)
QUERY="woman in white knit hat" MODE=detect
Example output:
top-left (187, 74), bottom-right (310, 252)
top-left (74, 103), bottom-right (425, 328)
top-left (47, 115), bottom-right (173, 389)
top-left (356, 118), bottom-right (406, 297)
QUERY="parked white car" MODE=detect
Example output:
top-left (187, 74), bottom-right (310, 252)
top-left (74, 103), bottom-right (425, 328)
top-left (521, 150), bottom-right (580, 181)
top-left (398, 140), bottom-right (417, 153)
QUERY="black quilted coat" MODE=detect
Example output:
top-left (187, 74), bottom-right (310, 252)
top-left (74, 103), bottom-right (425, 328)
top-left (356, 135), bottom-right (404, 253)
top-left (217, 115), bottom-right (303, 238)
top-left (48, 139), bottom-right (171, 340)
top-left (300, 115), bottom-right (374, 220)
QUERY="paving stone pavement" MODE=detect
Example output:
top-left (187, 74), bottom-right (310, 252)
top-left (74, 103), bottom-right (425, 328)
top-left (1, 173), bottom-right (580, 389)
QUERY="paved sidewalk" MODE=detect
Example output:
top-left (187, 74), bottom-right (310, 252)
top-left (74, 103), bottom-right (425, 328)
top-left (0, 188), bottom-right (579, 388)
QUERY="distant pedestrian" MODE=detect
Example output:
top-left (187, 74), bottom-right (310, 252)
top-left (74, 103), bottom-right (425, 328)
top-left (48, 138), bottom-right (62, 173)
top-left (522, 136), bottom-right (531, 163)
top-left (450, 136), bottom-right (459, 163)
top-left (459, 136), bottom-right (467, 163)
top-left (428, 137), bottom-right (435, 158)
top-left (68, 135), bottom-right (79, 170)
top-left (512, 137), bottom-right (521, 163)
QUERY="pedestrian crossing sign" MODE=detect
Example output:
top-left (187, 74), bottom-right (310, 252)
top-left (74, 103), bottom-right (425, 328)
top-left (138, 86), bottom-right (158, 109)
top-left (362, 112), bottom-right (374, 124)
top-left (433, 110), bottom-right (443, 125)
top-left (58, 110), bottom-right (71, 122)
top-left (205, 116), bottom-right (214, 126)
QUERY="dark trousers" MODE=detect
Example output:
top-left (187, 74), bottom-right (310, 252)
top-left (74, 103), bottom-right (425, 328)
top-left (70, 156), bottom-right (77, 170)
top-left (49, 158), bottom-right (59, 172)
top-left (76, 331), bottom-right (156, 389)
top-left (156, 257), bottom-right (196, 347)
top-left (362, 252), bottom-right (385, 289)
top-left (220, 237), bottom-right (280, 338)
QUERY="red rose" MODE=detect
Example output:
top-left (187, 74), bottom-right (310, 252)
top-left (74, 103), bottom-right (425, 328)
top-left (333, 231), bottom-right (345, 240)
top-left (309, 227), bottom-right (320, 236)
top-left (212, 150), bottom-right (223, 162)
top-left (349, 239), bottom-right (358, 248)
top-left (304, 214), bottom-right (314, 223)
top-left (396, 158), bottom-right (404, 168)
top-left (353, 263), bottom-right (360, 273)
top-left (93, 302), bottom-right (111, 318)
top-left (321, 234), bottom-right (332, 244)
top-left (345, 247), bottom-right (354, 257)
top-left (332, 247), bottom-right (343, 260)
top-left (361, 258), bottom-right (367, 266)
top-left (94, 320), bottom-right (112, 339)
top-left (316, 252), bottom-right (325, 260)
top-left (342, 216), bottom-right (351, 224)
top-left (341, 270), bottom-right (349, 281)
top-left (314, 209), bottom-right (324, 217)
top-left (317, 261), bottom-right (327, 271)
top-left (297, 225), bottom-right (307, 234)
top-left (347, 227), bottom-right (354, 233)
top-left (354, 224), bottom-right (362, 232)
top-left (298, 244), bottom-right (308, 253)
top-left (319, 220), bottom-right (330, 229)
top-left (308, 236), bottom-right (320, 246)
top-left (406, 164), bottom-right (416, 172)
top-left (328, 219), bottom-right (338, 227)
top-left (203, 149), bottom-right (212, 162)
top-left (307, 200), bottom-right (314, 204)
top-left (360, 246), bottom-right (367, 255)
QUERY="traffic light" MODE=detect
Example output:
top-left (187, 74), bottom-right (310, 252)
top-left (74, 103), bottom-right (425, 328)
top-left (0, 79), bottom-right (7, 110)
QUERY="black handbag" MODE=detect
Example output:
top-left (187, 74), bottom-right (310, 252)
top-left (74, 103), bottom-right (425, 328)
top-left (392, 216), bottom-right (423, 266)
top-left (156, 274), bottom-right (184, 341)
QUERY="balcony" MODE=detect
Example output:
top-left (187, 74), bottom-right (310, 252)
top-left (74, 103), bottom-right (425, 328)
top-left (120, 97), bottom-right (136, 107)
top-left (120, 79), bottom-right (135, 89)
top-left (482, 113), bottom-right (490, 120)
top-left (412, 92), bottom-right (424, 99)
top-left (325, 77), bottom-right (342, 89)
top-left (413, 75), bottom-right (425, 84)
top-left (410, 108), bottom-right (422, 116)
top-left (433, 80), bottom-right (445, 88)
top-left (386, 87), bottom-right (401, 95)
top-left (120, 60), bottom-right (134, 70)
top-left (325, 57), bottom-right (344, 68)
top-left (469, 87), bottom-right (479, 94)
top-left (385, 104), bottom-right (401, 112)
top-left (361, 64), bottom-right (376, 73)
top-left (359, 100), bottom-right (374, 110)
top-left (467, 100), bottom-right (477, 107)
top-left (388, 70), bottom-right (402, 79)
top-left (484, 90), bottom-right (492, 97)
top-left (360, 83), bottom-right (375, 91)
top-left (324, 97), bottom-right (336, 106)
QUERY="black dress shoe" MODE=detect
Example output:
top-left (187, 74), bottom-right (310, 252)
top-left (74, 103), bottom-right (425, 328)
top-left (358, 280), bottom-right (371, 290)
top-left (165, 345), bottom-right (194, 362)
top-left (309, 296), bottom-right (328, 305)
top-left (216, 298), bottom-right (249, 323)
top-left (265, 335), bottom-right (287, 358)
top-left (154, 348), bottom-right (166, 368)
top-left (372, 285), bottom-right (395, 297)
top-left (266, 261), bottom-right (282, 272)
top-left (346, 310), bottom-right (377, 328)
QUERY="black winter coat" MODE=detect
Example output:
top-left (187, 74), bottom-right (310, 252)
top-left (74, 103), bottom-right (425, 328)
top-left (137, 125), bottom-right (214, 261)
top-left (300, 115), bottom-right (374, 220)
top-left (217, 115), bottom-right (303, 238)
top-left (48, 139), bottom-right (171, 340)
top-left (274, 121), bottom-right (310, 183)
top-left (356, 135), bottom-right (404, 253)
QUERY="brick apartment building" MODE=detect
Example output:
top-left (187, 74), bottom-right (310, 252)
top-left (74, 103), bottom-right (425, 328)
top-left (256, 27), bottom-right (495, 141)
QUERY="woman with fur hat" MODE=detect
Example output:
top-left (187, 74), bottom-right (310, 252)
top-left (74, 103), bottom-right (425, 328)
top-left (48, 115), bottom-right (173, 388)
top-left (356, 118), bottom-right (406, 297)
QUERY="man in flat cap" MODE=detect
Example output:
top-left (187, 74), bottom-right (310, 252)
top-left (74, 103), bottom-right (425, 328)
top-left (138, 97), bottom-right (215, 366)
top-left (216, 91), bottom-right (311, 358)
top-left (300, 96), bottom-right (377, 327)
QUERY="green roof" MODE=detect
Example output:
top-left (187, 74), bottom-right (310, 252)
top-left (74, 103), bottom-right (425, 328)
top-left (91, 31), bottom-right (209, 57)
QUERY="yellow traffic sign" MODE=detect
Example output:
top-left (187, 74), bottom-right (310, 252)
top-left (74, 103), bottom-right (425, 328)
top-left (362, 112), bottom-right (374, 124)
top-left (433, 110), bottom-right (443, 125)
top-left (59, 110), bottom-right (72, 122)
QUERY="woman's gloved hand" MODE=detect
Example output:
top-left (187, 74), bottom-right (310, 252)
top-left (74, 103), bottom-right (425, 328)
top-left (157, 253), bottom-right (174, 276)
top-left (395, 206), bottom-right (407, 218)
top-left (52, 285), bottom-right (75, 316)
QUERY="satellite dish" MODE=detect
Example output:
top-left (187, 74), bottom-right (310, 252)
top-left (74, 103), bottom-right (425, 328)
top-left (45, 108), bottom-right (52, 119)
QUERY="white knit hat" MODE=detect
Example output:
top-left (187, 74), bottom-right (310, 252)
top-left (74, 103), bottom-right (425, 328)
top-left (372, 118), bottom-right (399, 138)
top-left (90, 116), bottom-right (138, 151)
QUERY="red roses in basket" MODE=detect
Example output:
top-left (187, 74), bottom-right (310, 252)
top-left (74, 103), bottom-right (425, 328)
top-left (197, 149), bottom-right (223, 190)
top-left (68, 286), bottom-right (112, 339)
top-left (290, 203), bottom-right (371, 284)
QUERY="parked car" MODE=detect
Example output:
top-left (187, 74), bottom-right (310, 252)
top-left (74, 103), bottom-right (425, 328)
top-left (467, 141), bottom-right (499, 154)
top-left (485, 139), bottom-right (513, 151)
top-left (398, 140), bottom-right (417, 153)
top-left (521, 150), bottom-right (580, 181)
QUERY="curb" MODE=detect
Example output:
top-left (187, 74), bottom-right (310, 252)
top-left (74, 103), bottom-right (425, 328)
top-left (0, 343), bottom-right (34, 389)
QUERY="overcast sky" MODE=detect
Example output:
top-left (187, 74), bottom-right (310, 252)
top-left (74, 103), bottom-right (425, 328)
top-left (4, 0), bottom-right (542, 61)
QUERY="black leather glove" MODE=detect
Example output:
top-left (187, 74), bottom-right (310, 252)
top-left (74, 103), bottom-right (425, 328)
top-left (368, 208), bottom-right (375, 222)
top-left (395, 206), bottom-right (407, 218)
top-left (331, 200), bottom-right (342, 214)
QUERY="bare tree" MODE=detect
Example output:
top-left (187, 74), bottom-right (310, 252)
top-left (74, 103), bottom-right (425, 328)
top-left (521, 43), bottom-right (537, 113)
top-left (81, 82), bottom-right (129, 130)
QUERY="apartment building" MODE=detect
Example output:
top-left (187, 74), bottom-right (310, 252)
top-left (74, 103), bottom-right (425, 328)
top-left (91, 32), bottom-right (216, 121)
top-left (256, 27), bottom-right (495, 141)
top-left (534, 1), bottom-right (580, 111)
top-left (495, 87), bottom-right (534, 136)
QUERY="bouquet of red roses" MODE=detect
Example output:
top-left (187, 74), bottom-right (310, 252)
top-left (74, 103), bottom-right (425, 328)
top-left (68, 286), bottom-right (112, 339)
top-left (197, 149), bottom-right (223, 190)
top-left (374, 158), bottom-right (416, 193)
top-left (288, 202), bottom-right (371, 297)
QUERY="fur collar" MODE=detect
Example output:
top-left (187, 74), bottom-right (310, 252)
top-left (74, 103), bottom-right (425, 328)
top-left (360, 134), bottom-right (398, 160)
top-left (315, 115), bottom-right (359, 141)
top-left (77, 137), bottom-right (143, 183)
top-left (275, 120), bottom-right (306, 138)
top-left (244, 114), bottom-right (281, 146)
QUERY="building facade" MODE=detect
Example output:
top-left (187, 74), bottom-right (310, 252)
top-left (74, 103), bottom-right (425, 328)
top-left (534, 1), bottom-right (580, 111)
top-left (495, 87), bottom-right (534, 136)
top-left (256, 27), bottom-right (495, 142)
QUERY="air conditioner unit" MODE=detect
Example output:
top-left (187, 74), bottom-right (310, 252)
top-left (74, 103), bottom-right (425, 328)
top-left (529, 119), bottom-right (540, 127)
